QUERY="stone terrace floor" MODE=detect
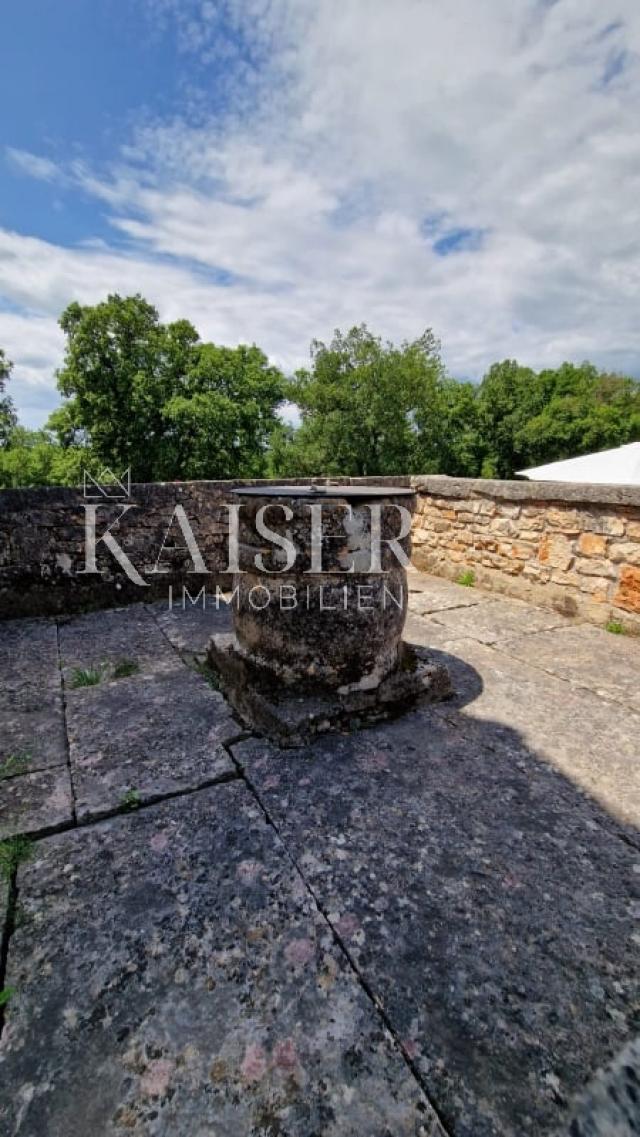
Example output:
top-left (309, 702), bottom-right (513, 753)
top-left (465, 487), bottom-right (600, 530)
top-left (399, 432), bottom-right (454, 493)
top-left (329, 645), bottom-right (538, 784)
top-left (0, 571), bottom-right (639, 1137)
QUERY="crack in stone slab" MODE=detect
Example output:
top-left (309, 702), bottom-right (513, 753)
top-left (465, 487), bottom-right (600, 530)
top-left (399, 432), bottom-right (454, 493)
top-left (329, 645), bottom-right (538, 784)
top-left (63, 668), bottom-right (238, 822)
top-left (226, 741), bottom-right (454, 1137)
top-left (231, 725), bottom-right (640, 1136)
top-left (56, 621), bottom-right (77, 826)
top-left (0, 782), bottom-right (445, 1136)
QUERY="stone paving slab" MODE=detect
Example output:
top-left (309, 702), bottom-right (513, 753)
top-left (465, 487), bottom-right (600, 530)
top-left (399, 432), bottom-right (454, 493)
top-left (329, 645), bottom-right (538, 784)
top-left (500, 622), bottom-right (640, 713)
top-left (0, 701), bottom-right (67, 773)
top-left (0, 621), bottom-right (68, 850)
top-left (404, 611), bottom-right (477, 652)
top-left (403, 611), bottom-right (640, 830)
top-left (0, 766), bottom-right (73, 839)
top-left (407, 572), bottom-right (490, 614)
top-left (148, 598), bottom-right (233, 657)
top-left (65, 669), bottom-right (239, 821)
top-left (234, 722), bottom-right (640, 1137)
top-left (58, 606), bottom-right (181, 682)
top-left (0, 783), bottom-right (445, 1137)
top-left (425, 595), bottom-right (572, 644)
top-left (430, 634), bottom-right (640, 830)
top-left (0, 619), bottom-right (60, 709)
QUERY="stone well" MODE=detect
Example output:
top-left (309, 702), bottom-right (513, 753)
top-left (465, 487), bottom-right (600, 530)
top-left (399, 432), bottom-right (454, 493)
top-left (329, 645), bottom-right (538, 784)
top-left (208, 485), bottom-right (450, 744)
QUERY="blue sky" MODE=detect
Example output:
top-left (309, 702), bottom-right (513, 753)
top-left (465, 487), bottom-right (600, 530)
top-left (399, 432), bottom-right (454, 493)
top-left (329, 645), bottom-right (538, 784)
top-left (2, 2), bottom-right (201, 246)
top-left (1, 0), bottom-right (639, 426)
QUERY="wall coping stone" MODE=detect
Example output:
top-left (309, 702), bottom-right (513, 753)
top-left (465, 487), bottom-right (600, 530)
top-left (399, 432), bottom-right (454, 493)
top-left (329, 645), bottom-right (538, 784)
top-left (0, 474), bottom-right (413, 511)
top-left (409, 474), bottom-right (640, 508)
top-left (1, 473), bottom-right (639, 510)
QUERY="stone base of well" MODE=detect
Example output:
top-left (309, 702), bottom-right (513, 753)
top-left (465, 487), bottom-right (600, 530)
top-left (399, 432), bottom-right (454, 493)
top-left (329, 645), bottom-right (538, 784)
top-left (207, 633), bottom-right (452, 747)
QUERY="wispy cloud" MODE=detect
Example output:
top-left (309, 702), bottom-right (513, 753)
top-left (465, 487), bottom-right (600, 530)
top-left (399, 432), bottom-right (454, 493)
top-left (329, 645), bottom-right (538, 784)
top-left (6, 147), bottom-right (62, 182)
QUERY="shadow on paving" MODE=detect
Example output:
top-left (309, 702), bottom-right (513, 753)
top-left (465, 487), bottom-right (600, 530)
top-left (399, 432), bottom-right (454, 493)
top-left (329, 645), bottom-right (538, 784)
top-left (0, 783), bottom-right (445, 1137)
top-left (0, 615), bottom-right (638, 1137)
top-left (231, 646), bottom-right (640, 1137)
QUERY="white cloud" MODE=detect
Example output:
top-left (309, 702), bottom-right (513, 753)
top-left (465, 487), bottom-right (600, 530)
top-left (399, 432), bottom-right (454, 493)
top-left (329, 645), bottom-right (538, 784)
top-left (3, 0), bottom-right (640, 426)
top-left (6, 148), bottom-right (62, 182)
top-left (0, 310), bottom-right (65, 426)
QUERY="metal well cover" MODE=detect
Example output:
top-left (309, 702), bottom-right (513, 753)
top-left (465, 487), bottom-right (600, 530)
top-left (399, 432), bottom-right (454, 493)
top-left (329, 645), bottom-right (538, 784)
top-left (231, 485), bottom-right (414, 499)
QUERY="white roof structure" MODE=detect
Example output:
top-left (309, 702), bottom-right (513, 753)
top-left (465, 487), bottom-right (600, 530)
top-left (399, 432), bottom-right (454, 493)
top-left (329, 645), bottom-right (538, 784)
top-left (517, 442), bottom-right (640, 485)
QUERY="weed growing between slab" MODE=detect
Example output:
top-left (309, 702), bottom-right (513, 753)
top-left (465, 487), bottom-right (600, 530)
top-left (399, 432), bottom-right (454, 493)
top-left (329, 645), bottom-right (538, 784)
top-left (120, 788), bottom-right (141, 812)
top-left (70, 659), bottom-right (140, 686)
top-left (70, 665), bottom-right (105, 688)
top-left (606, 620), bottom-right (626, 635)
top-left (0, 836), bottom-right (32, 882)
top-left (0, 837), bottom-right (32, 1036)
top-left (192, 659), bottom-right (221, 691)
top-left (0, 751), bottom-right (31, 780)
top-left (457, 570), bottom-right (476, 587)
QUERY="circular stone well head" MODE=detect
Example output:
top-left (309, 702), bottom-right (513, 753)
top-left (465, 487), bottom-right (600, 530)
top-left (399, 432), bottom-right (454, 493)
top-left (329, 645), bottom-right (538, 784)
top-left (229, 484), bottom-right (417, 690)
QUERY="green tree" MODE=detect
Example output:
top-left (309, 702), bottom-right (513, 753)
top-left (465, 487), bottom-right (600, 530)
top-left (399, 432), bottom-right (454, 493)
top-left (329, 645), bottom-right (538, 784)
top-left (265, 420), bottom-right (327, 478)
top-left (0, 349), bottom-right (17, 447)
top-left (477, 359), bottom-right (640, 477)
top-left (160, 343), bottom-right (285, 479)
top-left (414, 377), bottom-right (484, 477)
top-left (514, 365), bottom-right (640, 467)
top-left (278, 325), bottom-right (451, 476)
top-left (54, 294), bottom-right (284, 481)
top-left (476, 360), bottom-right (538, 478)
top-left (0, 427), bottom-right (101, 489)
top-left (274, 325), bottom-right (486, 478)
top-left (55, 295), bottom-right (199, 480)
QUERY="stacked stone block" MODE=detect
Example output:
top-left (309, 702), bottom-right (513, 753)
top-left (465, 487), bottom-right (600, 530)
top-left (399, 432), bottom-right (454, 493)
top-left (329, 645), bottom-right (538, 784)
top-left (410, 476), bottom-right (640, 633)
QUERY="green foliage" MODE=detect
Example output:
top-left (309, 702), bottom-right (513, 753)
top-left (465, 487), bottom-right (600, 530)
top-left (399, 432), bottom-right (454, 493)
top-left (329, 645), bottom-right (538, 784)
top-left (70, 665), bottom-right (104, 688)
top-left (192, 659), bottom-right (221, 690)
top-left (120, 788), bottom-right (141, 812)
top-left (1, 305), bottom-right (639, 488)
top-left (54, 294), bottom-right (284, 482)
top-left (276, 325), bottom-right (451, 476)
top-left (55, 295), bottom-right (197, 479)
top-left (0, 351), bottom-right (100, 488)
top-left (606, 620), bottom-right (626, 635)
top-left (457, 569), bottom-right (476, 587)
top-left (0, 349), bottom-right (17, 447)
top-left (477, 360), bottom-right (640, 478)
top-left (270, 327), bottom-right (638, 481)
top-left (0, 836), bottom-right (32, 881)
top-left (0, 751), bottom-right (31, 780)
top-left (112, 659), bottom-right (139, 679)
top-left (0, 987), bottom-right (16, 1007)
top-left (160, 342), bottom-right (284, 479)
top-left (0, 426), bottom-right (99, 489)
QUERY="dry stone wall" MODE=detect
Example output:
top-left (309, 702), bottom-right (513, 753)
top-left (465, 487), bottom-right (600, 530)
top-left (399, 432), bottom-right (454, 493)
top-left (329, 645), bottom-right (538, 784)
top-left (1, 473), bottom-right (639, 632)
top-left (0, 480), bottom-right (238, 618)
top-left (0, 476), bottom-right (408, 619)
top-left (411, 475), bottom-right (640, 633)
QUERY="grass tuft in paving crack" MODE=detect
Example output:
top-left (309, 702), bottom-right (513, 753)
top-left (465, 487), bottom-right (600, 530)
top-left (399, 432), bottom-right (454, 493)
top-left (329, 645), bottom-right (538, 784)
top-left (112, 659), bottom-right (140, 679)
top-left (70, 665), bottom-right (105, 689)
top-left (0, 751), bottom-right (32, 780)
top-left (119, 788), bottom-right (142, 812)
top-left (191, 658), bottom-right (221, 690)
top-left (0, 836), bottom-right (32, 882)
top-left (456, 569), bottom-right (476, 587)
top-left (0, 986), bottom-right (16, 1007)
